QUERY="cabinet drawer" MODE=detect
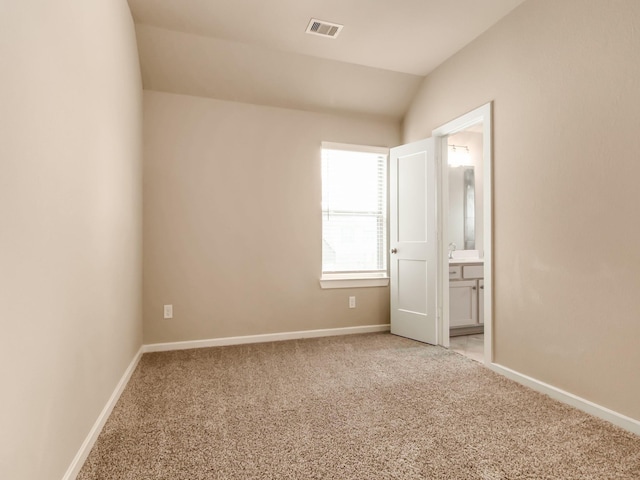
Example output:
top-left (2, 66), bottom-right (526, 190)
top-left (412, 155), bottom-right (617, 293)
top-left (463, 265), bottom-right (484, 279)
top-left (449, 266), bottom-right (461, 280)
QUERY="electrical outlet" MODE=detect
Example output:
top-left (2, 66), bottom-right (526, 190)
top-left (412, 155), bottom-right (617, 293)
top-left (349, 296), bottom-right (356, 309)
top-left (163, 304), bottom-right (173, 319)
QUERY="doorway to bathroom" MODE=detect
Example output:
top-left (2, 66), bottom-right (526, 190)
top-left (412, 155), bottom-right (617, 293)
top-left (433, 103), bottom-right (492, 364)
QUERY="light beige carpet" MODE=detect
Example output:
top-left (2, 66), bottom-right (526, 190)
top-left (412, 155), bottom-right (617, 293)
top-left (78, 333), bottom-right (640, 479)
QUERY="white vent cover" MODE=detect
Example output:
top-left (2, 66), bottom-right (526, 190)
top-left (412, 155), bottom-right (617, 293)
top-left (305, 18), bottom-right (343, 38)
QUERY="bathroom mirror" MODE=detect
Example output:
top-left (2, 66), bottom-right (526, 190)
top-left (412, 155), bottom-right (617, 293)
top-left (447, 125), bottom-right (484, 256)
top-left (448, 166), bottom-right (475, 250)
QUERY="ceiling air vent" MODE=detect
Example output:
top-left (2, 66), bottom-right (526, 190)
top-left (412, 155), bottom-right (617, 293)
top-left (305, 18), bottom-right (343, 39)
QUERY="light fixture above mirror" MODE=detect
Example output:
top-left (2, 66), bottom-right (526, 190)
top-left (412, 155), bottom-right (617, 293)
top-left (448, 144), bottom-right (472, 167)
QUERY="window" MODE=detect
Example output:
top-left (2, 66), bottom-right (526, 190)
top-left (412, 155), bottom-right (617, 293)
top-left (320, 142), bottom-right (389, 289)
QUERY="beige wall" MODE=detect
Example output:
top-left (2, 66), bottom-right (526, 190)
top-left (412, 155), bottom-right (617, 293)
top-left (0, 1), bottom-right (143, 479)
top-left (143, 91), bottom-right (398, 344)
top-left (404, 0), bottom-right (640, 420)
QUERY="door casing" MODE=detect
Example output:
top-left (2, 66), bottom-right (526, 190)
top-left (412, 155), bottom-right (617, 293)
top-left (432, 103), bottom-right (493, 363)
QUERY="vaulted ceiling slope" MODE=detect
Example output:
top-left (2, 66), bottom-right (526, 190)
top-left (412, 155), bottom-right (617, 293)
top-left (135, 25), bottom-right (423, 120)
top-left (128, 0), bottom-right (524, 119)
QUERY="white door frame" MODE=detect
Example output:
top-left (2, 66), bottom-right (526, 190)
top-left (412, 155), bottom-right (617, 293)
top-left (432, 102), bottom-right (493, 364)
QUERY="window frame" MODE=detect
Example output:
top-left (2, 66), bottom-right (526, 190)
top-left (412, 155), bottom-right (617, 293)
top-left (319, 142), bottom-right (390, 289)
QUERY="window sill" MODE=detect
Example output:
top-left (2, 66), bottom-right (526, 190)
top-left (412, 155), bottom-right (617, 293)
top-left (319, 273), bottom-right (390, 289)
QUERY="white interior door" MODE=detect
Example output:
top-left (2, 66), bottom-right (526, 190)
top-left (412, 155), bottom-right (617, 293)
top-left (390, 138), bottom-right (437, 344)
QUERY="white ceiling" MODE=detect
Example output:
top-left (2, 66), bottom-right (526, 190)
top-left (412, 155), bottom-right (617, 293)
top-left (128, 0), bottom-right (524, 119)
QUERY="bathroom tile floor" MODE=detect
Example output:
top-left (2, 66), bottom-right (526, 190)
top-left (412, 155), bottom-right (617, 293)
top-left (449, 334), bottom-right (484, 363)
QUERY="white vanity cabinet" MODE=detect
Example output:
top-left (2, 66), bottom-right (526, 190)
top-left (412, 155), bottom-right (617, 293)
top-left (449, 261), bottom-right (484, 331)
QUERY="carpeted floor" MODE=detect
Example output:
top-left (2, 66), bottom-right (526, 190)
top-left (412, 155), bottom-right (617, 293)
top-left (78, 333), bottom-right (640, 479)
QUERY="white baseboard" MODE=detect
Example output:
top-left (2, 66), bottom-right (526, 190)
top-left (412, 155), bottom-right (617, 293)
top-left (143, 324), bottom-right (391, 353)
top-left (62, 347), bottom-right (143, 480)
top-left (490, 363), bottom-right (640, 436)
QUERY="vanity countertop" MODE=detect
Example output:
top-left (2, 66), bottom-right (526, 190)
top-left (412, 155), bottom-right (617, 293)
top-left (449, 258), bottom-right (484, 265)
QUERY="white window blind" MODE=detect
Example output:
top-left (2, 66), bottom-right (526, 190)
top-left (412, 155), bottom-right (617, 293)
top-left (321, 143), bottom-right (388, 274)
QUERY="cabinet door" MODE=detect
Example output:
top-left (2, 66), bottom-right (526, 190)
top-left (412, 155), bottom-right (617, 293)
top-left (478, 279), bottom-right (484, 324)
top-left (449, 280), bottom-right (478, 327)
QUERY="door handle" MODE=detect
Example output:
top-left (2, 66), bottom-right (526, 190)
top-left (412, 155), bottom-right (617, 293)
top-left (390, 248), bottom-right (398, 254)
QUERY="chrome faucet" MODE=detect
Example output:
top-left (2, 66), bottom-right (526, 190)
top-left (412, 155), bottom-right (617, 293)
top-left (448, 243), bottom-right (457, 259)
